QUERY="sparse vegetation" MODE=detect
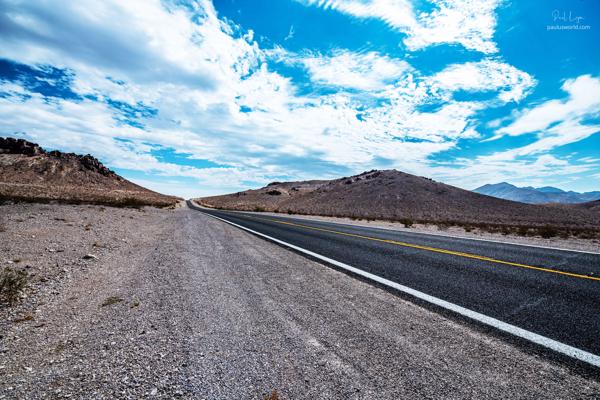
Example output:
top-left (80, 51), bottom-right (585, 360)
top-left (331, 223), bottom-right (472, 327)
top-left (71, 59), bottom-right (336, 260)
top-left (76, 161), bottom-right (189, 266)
top-left (101, 296), bottom-right (123, 307)
top-left (253, 206), bottom-right (265, 212)
top-left (0, 193), bottom-right (179, 208)
top-left (264, 390), bottom-right (279, 400)
top-left (131, 298), bottom-right (140, 308)
top-left (538, 225), bottom-right (558, 239)
top-left (0, 267), bottom-right (28, 305)
top-left (399, 218), bottom-right (414, 228)
top-left (14, 313), bottom-right (35, 323)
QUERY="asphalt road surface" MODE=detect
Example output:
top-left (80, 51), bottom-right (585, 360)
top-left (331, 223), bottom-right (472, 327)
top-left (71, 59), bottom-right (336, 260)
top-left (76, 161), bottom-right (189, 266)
top-left (190, 202), bottom-right (600, 366)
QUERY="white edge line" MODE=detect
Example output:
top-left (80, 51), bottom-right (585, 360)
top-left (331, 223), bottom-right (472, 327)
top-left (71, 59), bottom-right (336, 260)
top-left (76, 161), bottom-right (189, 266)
top-left (189, 202), bottom-right (600, 369)
top-left (196, 204), bottom-right (600, 255)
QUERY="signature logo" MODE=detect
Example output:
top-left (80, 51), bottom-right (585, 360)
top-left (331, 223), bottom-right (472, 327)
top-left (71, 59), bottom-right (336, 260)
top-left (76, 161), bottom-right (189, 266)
top-left (552, 10), bottom-right (584, 24)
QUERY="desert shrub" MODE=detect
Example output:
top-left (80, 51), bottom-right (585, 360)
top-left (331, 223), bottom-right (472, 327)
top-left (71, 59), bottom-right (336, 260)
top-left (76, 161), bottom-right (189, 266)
top-left (115, 197), bottom-right (147, 208)
top-left (14, 313), bottom-right (34, 323)
top-left (575, 229), bottom-right (596, 239)
top-left (101, 296), bottom-right (123, 307)
top-left (436, 221), bottom-right (450, 231)
top-left (399, 218), bottom-right (413, 228)
top-left (266, 190), bottom-right (282, 196)
top-left (517, 226), bottom-right (529, 236)
top-left (538, 225), bottom-right (558, 239)
top-left (264, 390), bottom-right (278, 400)
top-left (0, 267), bottom-right (28, 305)
top-left (0, 223), bottom-right (5, 232)
top-left (287, 209), bottom-right (293, 215)
top-left (253, 206), bottom-right (265, 212)
top-left (464, 225), bottom-right (473, 233)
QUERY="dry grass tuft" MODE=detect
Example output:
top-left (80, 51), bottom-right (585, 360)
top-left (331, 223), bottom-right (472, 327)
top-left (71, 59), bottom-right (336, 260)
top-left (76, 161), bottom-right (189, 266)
top-left (0, 267), bottom-right (28, 305)
top-left (101, 296), bottom-right (123, 307)
top-left (14, 313), bottom-right (35, 323)
top-left (264, 390), bottom-right (279, 400)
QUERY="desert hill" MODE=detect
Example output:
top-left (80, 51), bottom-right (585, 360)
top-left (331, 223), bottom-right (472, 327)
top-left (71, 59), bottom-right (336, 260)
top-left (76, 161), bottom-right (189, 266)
top-left (0, 137), bottom-right (179, 207)
top-left (200, 170), bottom-right (600, 233)
top-left (568, 199), bottom-right (600, 213)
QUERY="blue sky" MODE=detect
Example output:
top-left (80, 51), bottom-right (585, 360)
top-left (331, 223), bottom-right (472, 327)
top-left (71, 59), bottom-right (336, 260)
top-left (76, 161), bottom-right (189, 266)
top-left (0, 0), bottom-right (599, 197)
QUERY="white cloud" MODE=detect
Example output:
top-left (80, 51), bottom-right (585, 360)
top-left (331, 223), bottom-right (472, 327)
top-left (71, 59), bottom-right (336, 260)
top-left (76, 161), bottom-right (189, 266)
top-left (473, 75), bottom-right (600, 164)
top-left (428, 59), bottom-right (536, 103)
top-left (497, 75), bottom-right (600, 137)
top-left (300, 0), bottom-right (501, 53)
top-left (300, 50), bottom-right (412, 90)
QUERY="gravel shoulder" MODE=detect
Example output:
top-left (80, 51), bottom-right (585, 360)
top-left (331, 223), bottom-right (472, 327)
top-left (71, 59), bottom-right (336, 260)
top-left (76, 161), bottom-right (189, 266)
top-left (1, 203), bottom-right (599, 399)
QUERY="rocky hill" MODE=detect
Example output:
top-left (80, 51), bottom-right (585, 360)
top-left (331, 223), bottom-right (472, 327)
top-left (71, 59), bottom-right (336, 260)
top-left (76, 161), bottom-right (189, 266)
top-left (0, 137), bottom-right (179, 207)
top-left (200, 170), bottom-right (600, 233)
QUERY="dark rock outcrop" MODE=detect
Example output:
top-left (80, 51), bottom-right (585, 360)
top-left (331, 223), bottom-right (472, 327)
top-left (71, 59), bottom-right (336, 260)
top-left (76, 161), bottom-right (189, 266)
top-left (1, 138), bottom-right (117, 178)
top-left (0, 137), bottom-right (45, 156)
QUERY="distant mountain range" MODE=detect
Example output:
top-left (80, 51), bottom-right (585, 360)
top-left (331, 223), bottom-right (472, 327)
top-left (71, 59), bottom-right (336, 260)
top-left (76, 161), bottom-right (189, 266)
top-left (474, 182), bottom-right (600, 204)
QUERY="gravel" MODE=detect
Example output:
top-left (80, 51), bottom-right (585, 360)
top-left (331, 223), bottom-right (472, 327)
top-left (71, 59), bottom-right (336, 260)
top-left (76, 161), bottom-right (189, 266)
top-left (0, 203), bottom-right (598, 399)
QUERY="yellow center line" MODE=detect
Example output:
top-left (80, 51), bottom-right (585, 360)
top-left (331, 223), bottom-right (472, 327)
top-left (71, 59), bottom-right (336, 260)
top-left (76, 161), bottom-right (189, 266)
top-left (238, 213), bottom-right (599, 282)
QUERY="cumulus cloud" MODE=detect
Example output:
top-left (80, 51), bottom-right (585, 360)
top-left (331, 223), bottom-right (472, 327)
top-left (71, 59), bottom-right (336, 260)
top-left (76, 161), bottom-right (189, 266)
top-left (474, 74), bottom-right (600, 163)
top-left (497, 75), bottom-right (600, 137)
top-left (299, 50), bottom-right (412, 90)
top-left (299, 0), bottom-right (501, 53)
top-left (428, 59), bottom-right (536, 103)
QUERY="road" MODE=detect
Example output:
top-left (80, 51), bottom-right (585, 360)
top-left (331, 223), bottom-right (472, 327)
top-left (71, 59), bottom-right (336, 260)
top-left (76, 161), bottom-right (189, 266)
top-left (4, 203), bottom-right (600, 398)
top-left (190, 202), bottom-right (600, 366)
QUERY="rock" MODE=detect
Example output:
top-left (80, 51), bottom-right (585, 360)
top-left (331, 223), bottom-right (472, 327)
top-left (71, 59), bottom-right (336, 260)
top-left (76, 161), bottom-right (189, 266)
top-left (82, 254), bottom-right (97, 260)
top-left (0, 138), bottom-right (45, 156)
